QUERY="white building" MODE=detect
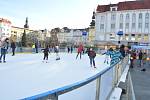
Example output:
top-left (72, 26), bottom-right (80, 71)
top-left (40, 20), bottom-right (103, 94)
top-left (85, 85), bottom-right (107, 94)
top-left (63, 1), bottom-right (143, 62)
top-left (95, 0), bottom-right (150, 45)
top-left (0, 18), bottom-right (11, 38)
top-left (57, 30), bottom-right (73, 44)
top-left (57, 29), bottom-right (88, 45)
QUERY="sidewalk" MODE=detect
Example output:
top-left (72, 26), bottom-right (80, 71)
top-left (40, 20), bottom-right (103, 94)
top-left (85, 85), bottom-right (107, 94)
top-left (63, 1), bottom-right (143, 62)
top-left (130, 60), bottom-right (150, 100)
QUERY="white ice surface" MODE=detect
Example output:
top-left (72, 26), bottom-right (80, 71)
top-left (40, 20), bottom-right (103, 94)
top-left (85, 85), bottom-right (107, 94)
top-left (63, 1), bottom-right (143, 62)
top-left (0, 53), bottom-right (110, 100)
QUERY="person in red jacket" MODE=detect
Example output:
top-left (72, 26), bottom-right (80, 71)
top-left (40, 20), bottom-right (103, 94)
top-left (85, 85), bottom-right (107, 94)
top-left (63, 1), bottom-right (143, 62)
top-left (87, 48), bottom-right (96, 68)
top-left (76, 44), bottom-right (83, 59)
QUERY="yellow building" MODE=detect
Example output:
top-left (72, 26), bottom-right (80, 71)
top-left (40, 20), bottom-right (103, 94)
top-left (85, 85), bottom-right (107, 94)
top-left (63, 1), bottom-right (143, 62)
top-left (11, 26), bottom-right (33, 42)
top-left (88, 27), bottom-right (95, 43)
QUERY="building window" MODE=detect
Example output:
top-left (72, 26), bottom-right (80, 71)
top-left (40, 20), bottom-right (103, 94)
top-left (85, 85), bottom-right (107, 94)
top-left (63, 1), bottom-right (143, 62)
top-left (144, 34), bottom-right (148, 41)
top-left (125, 34), bottom-right (129, 40)
top-left (119, 23), bottom-right (123, 29)
top-left (101, 16), bottom-right (104, 21)
top-left (111, 7), bottom-right (117, 11)
top-left (126, 14), bottom-right (130, 20)
top-left (132, 23), bottom-right (136, 29)
top-left (120, 14), bottom-right (123, 21)
top-left (100, 24), bottom-right (104, 29)
top-left (145, 23), bottom-right (149, 28)
top-left (125, 23), bottom-right (129, 29)
top-left (110, 33), bottom-right (115, 40)
top-left (111, 14), bottom-right (116, 20)
top-left (132, 13), bottom-right (136, 22)
top-left (138, 23), bottom-right (142, 28)
top-left (111, 24), bottom-right (115, 29)
top-left (131, 34), bottom-right (135, 41)
top-left (139, 13), bottom-right (142, 19)
top-left (112, 8), bottom-right (116, 11)
top-left (145, 13), bottom-right (149, 29)
top-left (145, 13), bottom-right (149, 19)
top-left (138, 34), bottom-right (142, 41)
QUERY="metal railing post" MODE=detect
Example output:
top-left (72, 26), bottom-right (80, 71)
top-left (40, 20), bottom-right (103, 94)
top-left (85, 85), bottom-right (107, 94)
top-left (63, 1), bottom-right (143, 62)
top-left (48, 94), bottom-right (58, 100)
top-left (113, 64), bottom-right (118, 87)
top-left (95, 76), bottom-right (101, 100)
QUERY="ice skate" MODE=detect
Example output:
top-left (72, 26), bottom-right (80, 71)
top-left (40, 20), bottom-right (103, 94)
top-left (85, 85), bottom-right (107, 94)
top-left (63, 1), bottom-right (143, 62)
top-left (56, 57), bottom-right (60, 60)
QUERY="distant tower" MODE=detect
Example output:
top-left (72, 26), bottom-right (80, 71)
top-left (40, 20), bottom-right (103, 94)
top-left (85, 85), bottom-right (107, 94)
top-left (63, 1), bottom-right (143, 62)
top-left (90, 11), bottom-right (95, 28)
top-left (22, 17), bottom-right (29, 47)
top-left (24, 17), bottom-right (29, 29)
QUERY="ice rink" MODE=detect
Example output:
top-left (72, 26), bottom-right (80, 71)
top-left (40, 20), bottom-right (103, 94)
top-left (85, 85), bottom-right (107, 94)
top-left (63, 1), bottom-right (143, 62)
top-left (0, 53), bottom-right (110, 99)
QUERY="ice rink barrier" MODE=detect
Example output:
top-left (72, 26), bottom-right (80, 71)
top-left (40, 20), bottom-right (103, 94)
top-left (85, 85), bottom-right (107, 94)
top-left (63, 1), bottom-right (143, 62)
top-left (23, 56), bottom-right (129, 100)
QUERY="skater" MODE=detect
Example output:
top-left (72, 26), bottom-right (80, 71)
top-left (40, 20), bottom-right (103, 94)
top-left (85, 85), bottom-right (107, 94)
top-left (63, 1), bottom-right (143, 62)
top-left (70, 46), bottom-right (73, 53)
top-left (120, 44), bottom-right (125, 58)
top-left (32, 44), bottom-right (35, 53)
top-left (67, 46), bottom-right (70, 53)
top-left (35, 43), bottom-right (38, 53)
top-left (103, 48), bottom-right (112, 64)
top-left (130, 50), bottom-right (136, 68)
top-left (41, 45), bottom-right (49, 63)
top-left (76, 44), bottom-right (83, 59)
top-left (87, 48), bottom-right (96, 68)
top-left (11, 41), bottom-right (16, 56)
top-left (138, 50), bottom-right (143, 67)
top-left (110, 48), bottom-right (123, 66)
top-left (55, 45), bottom-right (60, 60)
top-left (103, 48), bottom-right (114, 64)
top-left (0, 38), bottom-right (9, 63)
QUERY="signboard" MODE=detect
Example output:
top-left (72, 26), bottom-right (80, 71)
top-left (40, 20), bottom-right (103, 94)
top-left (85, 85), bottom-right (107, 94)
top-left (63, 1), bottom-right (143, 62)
top-left (82, 31), bottom-right (87, 36)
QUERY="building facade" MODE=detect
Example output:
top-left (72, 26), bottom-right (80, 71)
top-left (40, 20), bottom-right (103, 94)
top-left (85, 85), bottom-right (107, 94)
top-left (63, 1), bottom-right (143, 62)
top-left (0, 18), bottom-right (11, 38)
top-left (57, 28), bottom-right (88, 46)
top-left (11, 26), bottom-right (33, 42)
top-left (88, 27), bottom-right (95, 44)
top-left (95, 0), bottom-right (150, 45)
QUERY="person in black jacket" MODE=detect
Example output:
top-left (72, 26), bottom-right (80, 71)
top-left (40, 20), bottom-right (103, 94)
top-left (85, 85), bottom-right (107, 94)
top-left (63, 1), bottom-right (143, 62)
top-left (42, 46), bottom-right (49, 63)
top-left (11, 41), bottom-right (16, 56)
top-left (70, 46), bottom-right (73, 53)
top-left (87, 48), bottom-right (96, 68)
top-left (35, 43), bottom-right (38, 53)
top-left (120, 44), bottom-right (125, 58)
top-left (138, 50), bottom-right (143, 67)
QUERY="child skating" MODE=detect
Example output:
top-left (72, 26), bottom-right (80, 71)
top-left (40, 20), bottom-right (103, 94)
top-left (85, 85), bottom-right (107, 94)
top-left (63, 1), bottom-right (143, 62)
top-left (103, 48), bottom-right (113, 64)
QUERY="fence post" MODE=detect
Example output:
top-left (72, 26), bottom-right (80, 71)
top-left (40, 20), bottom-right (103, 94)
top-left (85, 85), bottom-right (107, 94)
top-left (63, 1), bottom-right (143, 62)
top-left (113, 64), bottom-right (118, 87)
top-left (95, 76), bottom-right (101, 100)
top-left (38, 94), bottom-right (58, 100)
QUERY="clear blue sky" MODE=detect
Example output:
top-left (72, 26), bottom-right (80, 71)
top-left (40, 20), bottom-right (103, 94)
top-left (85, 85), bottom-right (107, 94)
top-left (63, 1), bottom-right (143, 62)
top-left (0, 0), bottom-right (134, 30)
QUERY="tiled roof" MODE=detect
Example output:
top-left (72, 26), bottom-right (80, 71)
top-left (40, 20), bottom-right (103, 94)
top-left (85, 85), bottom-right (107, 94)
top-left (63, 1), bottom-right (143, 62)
top-left (0, 18), bottom-right (11, 24)
top-left (96, 0), bottom-right (150, 13)
top-left (96, 5), bottom-right (110, 13)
